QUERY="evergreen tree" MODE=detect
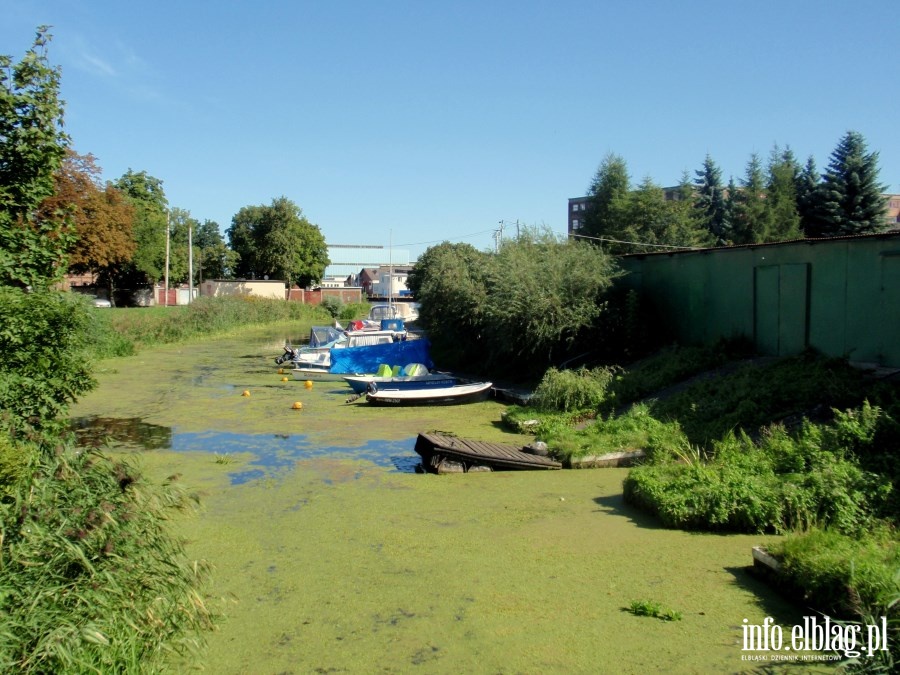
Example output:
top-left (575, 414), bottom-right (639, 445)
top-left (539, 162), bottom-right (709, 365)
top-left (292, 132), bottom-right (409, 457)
top-left (795, 155), bottom-right (819, 235)
top-left (764, 146), bottom-right (802, 242)
top-left (731, 154), bottom-right (767, 244)
top-left (694, 155), bottom-right (729, 245)
top-left (807, 131), bottom-right (887, 237)
top-left (580, 153), bottom-right (630, 251)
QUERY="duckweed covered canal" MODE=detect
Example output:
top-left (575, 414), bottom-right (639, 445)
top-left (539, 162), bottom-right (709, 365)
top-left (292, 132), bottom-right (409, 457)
top-left (69, 326), bottom-right (816, 673)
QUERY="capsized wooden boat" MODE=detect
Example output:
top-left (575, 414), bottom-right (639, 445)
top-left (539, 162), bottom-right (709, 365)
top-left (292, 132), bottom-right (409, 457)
top-left (365, 381), bottom-right (492, 406)
top-left (414, 432), bottom-right (562, 473)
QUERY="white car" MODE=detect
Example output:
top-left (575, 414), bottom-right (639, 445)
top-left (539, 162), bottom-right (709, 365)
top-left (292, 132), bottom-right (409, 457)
top-left (90, 296), bottom-right (112, 308)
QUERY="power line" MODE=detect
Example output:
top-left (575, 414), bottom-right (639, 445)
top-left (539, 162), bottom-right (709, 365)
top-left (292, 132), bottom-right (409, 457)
top-left (394, 228), bottom-right (496, 248)
top-left (569, 232), bottom-right (702, 251)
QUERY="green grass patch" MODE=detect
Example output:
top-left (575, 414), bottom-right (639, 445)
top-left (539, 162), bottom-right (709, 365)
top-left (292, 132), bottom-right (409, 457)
top-left (88, 296), bottom-right (332, 358)
top-left (626, 599), bottom-right (683, 621)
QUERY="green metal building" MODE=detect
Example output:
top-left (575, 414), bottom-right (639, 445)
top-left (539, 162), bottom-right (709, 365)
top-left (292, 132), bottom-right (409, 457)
top-left (618, 232), bottom-right (900, 367)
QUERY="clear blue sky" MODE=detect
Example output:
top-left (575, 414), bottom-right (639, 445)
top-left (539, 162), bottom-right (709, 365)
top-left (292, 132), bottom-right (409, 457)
top-left (2, 1), bottom-right (897, 259)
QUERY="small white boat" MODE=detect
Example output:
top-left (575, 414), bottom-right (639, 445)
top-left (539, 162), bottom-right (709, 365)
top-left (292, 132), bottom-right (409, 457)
top-left (365, 381), bottom-right (493, 406)
top-left (342, 363), bottom-right (457, 395)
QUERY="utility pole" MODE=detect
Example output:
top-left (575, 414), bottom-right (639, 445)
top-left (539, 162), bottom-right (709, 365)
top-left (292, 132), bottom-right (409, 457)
top-left (164, 211), bottom-right (170, 307)
top-left (188, 221), bottom-right (194, 304)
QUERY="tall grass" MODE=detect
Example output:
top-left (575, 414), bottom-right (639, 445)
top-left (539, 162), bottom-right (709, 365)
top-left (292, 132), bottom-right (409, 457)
top-left (0, 433), bottom-right (217, 673)
top-left (88, 296), bottom-right (332, 358)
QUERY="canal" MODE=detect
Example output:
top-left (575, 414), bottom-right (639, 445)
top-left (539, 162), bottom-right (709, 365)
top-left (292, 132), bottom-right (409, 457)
top-left (69, 326), bottom-right (811, 673)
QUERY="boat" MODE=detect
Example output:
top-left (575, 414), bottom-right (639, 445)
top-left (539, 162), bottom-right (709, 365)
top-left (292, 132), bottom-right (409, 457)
top-left (364, 381), bottom-right (492, 406)
top-left (342, 363), bottom-right (458, 395)
top-left (292, 337), bottom-right (434, 381)
top-left (276, 324), bottom-right (406, 367)
top-left (414, 432), bottom-right (562, 473)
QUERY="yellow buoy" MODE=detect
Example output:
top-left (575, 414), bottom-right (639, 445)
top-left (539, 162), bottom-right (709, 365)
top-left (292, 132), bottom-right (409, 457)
top-left (304, 380), bottom-right (313, 389)
top-left (278, 368), bottom-right (284, 374)
top-left (281, 376), bottom-right (289, 382)
top-left (241, 390), bottom-right (250, 397)
top-left (291, 401), bottom-right (303, 410)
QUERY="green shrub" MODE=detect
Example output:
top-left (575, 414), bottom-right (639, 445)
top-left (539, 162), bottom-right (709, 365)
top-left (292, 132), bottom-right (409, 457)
top-left (0, 288), bottom-right (96, 427)
top-left (530, 366), bottom-right (619, 413)
top-left (541, 404), bottom-right (688, 464)
top-left (623, 411), bottom-right (892, 534)
top-left (319, 296), bottom-right (342, 318)
top-left (773, 527), bottom-right (900, 620)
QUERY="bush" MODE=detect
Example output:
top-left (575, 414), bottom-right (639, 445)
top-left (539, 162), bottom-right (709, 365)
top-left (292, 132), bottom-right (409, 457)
top-left (530, 366), bottom-right (619, 413)
top-left (0, 288), bottom-right (96, 428)
top-left (623, 410), bottom-right (892, 534)
top-left (319, 296), bottom-right (342, 318)
top-left (541, 404), bottom-right (688, 464)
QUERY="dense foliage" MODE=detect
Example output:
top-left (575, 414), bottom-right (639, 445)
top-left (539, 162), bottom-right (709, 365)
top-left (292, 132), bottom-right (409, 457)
top-left (578, 131), bottom-right (889, 252)
top-left (407, 232), bottom-right (621, 375)
top-left (227, 197), bottom-right (329, 287)
top-left (0, 27), bottom-right (72, 289)
top-left (0, 269), bottom-right (95, 430)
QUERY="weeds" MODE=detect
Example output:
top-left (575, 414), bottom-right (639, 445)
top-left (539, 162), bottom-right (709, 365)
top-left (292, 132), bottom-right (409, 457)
top-left (626, 599), bottom-right (682, 621)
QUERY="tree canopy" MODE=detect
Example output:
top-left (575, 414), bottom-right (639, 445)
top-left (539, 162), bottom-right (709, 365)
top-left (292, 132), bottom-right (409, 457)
top-left (0, 27), bottom-right (72, 288)
top-left (805, 131), bottom-right (887, 237)
top-left (227, 197), bottom-right (328, 287)
top-left (38, 150), bottom-right (135, 299)
top-left (408, 232), bottom-right (621, 374)
top-left (113, 169), bottom-right (168, 285)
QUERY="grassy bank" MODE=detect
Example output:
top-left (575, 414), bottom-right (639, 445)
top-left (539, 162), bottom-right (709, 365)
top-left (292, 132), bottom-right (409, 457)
top-left (503, 344), bottom-right (900, 669)
top-left (84, 296), bottom-right (370, 359)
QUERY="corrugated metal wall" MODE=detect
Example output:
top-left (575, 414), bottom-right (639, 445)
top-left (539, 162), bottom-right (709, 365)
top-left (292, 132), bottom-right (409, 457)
top-left (618, 233), bottom-right (900, 367)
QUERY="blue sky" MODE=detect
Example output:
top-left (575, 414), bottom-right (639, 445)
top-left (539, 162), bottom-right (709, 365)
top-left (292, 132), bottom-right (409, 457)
top-left (2, 1), bottom-right (897, 259)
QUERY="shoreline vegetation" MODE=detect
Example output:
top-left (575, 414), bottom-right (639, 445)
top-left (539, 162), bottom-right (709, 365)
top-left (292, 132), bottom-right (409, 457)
top-left (503, 343), bottom-right (899, 670)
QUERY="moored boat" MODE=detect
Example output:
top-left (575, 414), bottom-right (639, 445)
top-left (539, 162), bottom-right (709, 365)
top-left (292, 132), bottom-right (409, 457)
top-left (342, 363), bottom-right (457, 395)
top-left (365, 381), bottom-right (492, 406)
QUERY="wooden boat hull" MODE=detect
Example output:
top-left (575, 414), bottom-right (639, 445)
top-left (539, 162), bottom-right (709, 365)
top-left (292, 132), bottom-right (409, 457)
top-left (365, 381), bottom-right (492, 406)
top-left (414, 432), bottom-right (562, 472)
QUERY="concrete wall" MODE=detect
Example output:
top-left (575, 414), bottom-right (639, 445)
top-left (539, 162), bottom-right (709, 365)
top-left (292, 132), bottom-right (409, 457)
top-left (200, 280), bottom-right (286, 300)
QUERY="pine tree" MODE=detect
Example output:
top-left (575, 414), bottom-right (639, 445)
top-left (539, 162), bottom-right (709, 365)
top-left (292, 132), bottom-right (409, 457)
top-left (795, 155), bottom-right (819, 235)
top-left (694, 155), bottom-right (729, 245)
top-left (807, 131), bottom-right (887, 237)
top-left (731, 153), bottom-right (767, 244)
top-left (765, 146), bottom-right (802, 242)
top-left (580, 153), bottom-right (631, 252)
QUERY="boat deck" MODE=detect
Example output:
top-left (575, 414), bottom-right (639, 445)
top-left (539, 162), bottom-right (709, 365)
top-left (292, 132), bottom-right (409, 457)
top-left (414, 432), bottom-right (562, 473)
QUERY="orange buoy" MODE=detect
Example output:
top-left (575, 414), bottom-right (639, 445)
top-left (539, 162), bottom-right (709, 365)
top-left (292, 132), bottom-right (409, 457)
top-left (304, 380), bottom-right (313, 389)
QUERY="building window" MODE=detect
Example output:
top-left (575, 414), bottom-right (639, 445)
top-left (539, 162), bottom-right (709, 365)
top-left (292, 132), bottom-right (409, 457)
top-left (572, 219), bottom-right (579, 230)
top-left (572, 203), bottom-right (579, 212)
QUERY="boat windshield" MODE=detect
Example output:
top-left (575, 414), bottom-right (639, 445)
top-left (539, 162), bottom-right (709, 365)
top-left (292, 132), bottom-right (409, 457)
top-left (308, 325), bottom-right (344, 348)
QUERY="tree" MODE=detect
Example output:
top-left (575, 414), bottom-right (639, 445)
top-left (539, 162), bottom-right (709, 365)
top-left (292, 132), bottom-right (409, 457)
top-left (795, 155), bottom-right (820, 235)
top-left (113, 169), bottom-right (168, 285)
top-left (764, 146), bottom-right (802, 242)
top-left (409, 233), bottom-right (621, 374)
top-left (226, 197), bottom-right (328, 287)
top-left (406, 241), bottom-right (490, 367)
top-left (0, 27), bottom-right (73, 288)
top-left (806, 131), bottom-right (887, 238)
top-left (37, 150), bottom-right (135, 300)
top-left (579, 153), bottom-right (631, 251)
top-left (730, 154), bottom-right (767, 245)
top-left (194, 220), bottom-right (237, 280)
top-left (694, 155), bottom-right (729, 245)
